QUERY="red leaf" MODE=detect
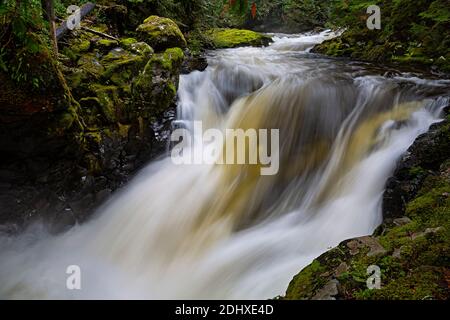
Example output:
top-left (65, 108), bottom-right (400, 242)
top-left (251, 2), bottom-right (257, 19)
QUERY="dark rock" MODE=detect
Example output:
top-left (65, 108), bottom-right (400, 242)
top-left (312, 279), bottom-right (340, 300)
top-left (181, 52), bottom-right (208, 74)
top-left (383, 113), bottom-right (450, 219)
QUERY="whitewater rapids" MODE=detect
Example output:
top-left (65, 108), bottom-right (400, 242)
top-left (0, 30), bottom-right (449, 299)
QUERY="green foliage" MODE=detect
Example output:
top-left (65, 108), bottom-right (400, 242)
top-left (316, 0), bottom-right (450, 72)
top-left (122, 0), bottom-right (212, 28)
top-left (282, 0), bottom-right (330, 30)
top-left (0, 0), bottom-right (49, 88)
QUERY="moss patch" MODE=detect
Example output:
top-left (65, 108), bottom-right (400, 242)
top-left (205, 28), bottom-right (272, 49)
top-left (131, 47), bottom-right (184, 119)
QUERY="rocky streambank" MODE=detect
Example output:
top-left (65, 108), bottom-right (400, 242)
top-left (0, 14), bottom-right (186, 233)
top-left (284, 106), bottom-right (450, 300)
top-left (0, 3), bottom-right (272, 234)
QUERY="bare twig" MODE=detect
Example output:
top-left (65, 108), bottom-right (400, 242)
top-left (80, 26), bottom-right (119, 41)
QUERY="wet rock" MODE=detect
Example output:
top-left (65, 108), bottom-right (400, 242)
top-left (411, 227), bottom-right (444, 240)
top-left (95, 189), bottom-right (112, 204)
top-left (393, 247), bottom-right (402, 259)
top-left (181, 52), bottom-right (208, 74)
top-left (383, 114), bottom-right (450, 220)
top-left (69, 193), bottom-right (95, 216)
top-left (393, 216), bottom-right (412, 226)
top-left (347, 236), bottom-right (387, 257)
top-left (334, 262), bottom-right (349, 277)
top-left (312, 279), bottom-right (340, 300)
top-left (347, 240), bottom-right (361, 255)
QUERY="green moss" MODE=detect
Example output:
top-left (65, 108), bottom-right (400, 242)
top-left (313, 0), bottom-right (450, 73)
top-left (91, 24), bottom-right (109, 34)
top-left (130, 47), bottom-right (184, 119)
top-left (77, 53), bottom-right (105, 80)
top-left (406, 182), bottom-right (450, 228)
top-left (136, 15), bottom-right (187, 51)
top-left (101, 50), bottom-right (147, 87)
top-left (205, 28), bottom-right (272, 49)
top-left (120, 38), bottom-right (138, 48)
top-left (284, 260), bottom-right (326, 299)
top-left (158, 47), bottom-right (185, 71)
top-left (354, 267), bottom-right (447, 300)
top-left (96, 39), bottom-right (119, 51)
top-left (86, 84), bottom-right (121, 123)
top-left (129, 42), bottom-right (154, 57)
top-left (57, 111), bottom-right (76, 129)
top-left (71, 39), bottom-right (91, 54)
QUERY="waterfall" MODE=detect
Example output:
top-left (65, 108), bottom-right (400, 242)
top-left (0, 31), bottom-right (449, 299)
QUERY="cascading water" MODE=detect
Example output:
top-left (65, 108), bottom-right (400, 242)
top-left (0, 31), bottom-right (449, 299)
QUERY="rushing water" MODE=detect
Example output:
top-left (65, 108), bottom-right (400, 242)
top-left (0, 31), bottom-right (449, 299)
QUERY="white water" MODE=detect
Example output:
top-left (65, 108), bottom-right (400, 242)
top-left (0, 31), bottom-right (448, 299)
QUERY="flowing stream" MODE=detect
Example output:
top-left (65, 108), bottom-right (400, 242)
top-left (0, 31), bottom-right (449, 299)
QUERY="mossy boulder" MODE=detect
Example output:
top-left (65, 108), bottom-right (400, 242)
top-left (205, 28), bottom-right (272, 49)
top-left (131, 47), bottom-right (184, 119)
top-left (136, 15), bottom-right (187, 52)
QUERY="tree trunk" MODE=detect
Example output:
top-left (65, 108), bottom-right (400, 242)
top-left (41, 0), bottom-right (58, 55)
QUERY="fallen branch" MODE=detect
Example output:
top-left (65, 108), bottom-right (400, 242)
top-left (80, 27), bottom-right (119, 41)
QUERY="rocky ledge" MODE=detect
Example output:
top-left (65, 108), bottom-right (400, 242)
top-left (283, 106), bottom-right (450, 300)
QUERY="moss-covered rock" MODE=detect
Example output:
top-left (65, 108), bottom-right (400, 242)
top-left (119, 37), bottom-right (139, 49)
top-left (136, 15), bottom-right (187, 52)
top-left (131, 47), bottom-right (184, 119)
top-left (94, 39), bottom-right (120, 52)
top-left (82, 84), bottom-right (122, 124)
top-left (205, 28), bottom-right (272, 49)
top-left (101, 48), bottom-right (149, 87)
top-left (77, 53), bottom-right (105, 81)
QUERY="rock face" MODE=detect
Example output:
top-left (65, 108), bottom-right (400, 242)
top-left (0, 13), bottom-right (186, 232)
top-left (136, 16), bottom-right (187, 52)
top-left (284, 107), bottom-right (450, 300)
